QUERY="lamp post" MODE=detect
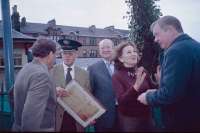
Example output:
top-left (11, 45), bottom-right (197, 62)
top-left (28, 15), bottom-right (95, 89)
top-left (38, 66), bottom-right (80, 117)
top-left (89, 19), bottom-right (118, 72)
top-left (0, 0), bottom-right (15, 130)
top-left (1, 0), bottom-right (14, 93)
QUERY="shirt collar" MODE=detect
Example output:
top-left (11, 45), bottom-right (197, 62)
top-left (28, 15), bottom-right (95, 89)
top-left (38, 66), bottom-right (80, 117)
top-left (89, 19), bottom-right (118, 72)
top-left (32, 58), bottom-right (48, 72)
top-left (62, 62), bottom-right (75, 71)
top-left (102, 58), bottom-right (114, 65)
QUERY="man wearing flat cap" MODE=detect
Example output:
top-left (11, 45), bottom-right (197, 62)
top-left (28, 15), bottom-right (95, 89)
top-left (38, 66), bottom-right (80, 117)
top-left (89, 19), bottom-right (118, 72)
top-left (50, 39), bottom-right (91, 132)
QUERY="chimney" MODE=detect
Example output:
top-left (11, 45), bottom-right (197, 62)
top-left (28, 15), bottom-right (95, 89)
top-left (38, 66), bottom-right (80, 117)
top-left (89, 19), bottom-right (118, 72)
top-left (104, 25), bottom-right (115, 32)
top-left (21, 17), bottom-right (26, 27)
top-left (11, 5), bottom-right (20, 31)
top-left (47, 19), bottom-right (56, 29)
top-left (89, 25), bottom-right (96, 32)
top-left (12, 5), bottom-right (17, 14)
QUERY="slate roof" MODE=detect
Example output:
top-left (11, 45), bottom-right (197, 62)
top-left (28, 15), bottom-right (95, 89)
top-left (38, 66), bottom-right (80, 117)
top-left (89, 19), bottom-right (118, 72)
top-left (20, 22), bottom-right (129, 38)
top-left (0, 23), bottom-right (35, 40)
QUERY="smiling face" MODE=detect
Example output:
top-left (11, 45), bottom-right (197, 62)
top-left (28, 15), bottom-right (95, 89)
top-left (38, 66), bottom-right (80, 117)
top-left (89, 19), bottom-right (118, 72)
top-left (119, 45), bottom-right (138, 68)
top-left (98, 39), bottom-right (114, 61)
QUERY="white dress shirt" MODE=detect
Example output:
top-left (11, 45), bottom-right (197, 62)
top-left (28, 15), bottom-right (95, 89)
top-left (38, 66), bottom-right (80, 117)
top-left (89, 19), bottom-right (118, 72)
top-left (62, 62), bottom-right (75, 80)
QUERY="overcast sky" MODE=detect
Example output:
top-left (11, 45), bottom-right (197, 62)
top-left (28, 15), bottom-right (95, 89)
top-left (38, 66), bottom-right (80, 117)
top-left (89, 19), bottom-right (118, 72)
top-left (0, 0), bottom-right (199, 41)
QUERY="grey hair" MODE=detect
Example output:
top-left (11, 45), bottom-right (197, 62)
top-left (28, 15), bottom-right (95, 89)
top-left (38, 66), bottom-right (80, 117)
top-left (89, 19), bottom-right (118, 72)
top-left (150, 15), bottom-right (183, 33)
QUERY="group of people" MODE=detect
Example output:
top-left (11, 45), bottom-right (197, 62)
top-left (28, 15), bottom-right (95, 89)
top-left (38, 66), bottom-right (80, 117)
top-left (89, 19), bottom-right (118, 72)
top-left (12, 15), bottom-right (200, 132)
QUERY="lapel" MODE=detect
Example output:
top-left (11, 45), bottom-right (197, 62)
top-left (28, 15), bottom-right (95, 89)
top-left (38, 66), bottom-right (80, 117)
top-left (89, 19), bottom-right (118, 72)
top-left (160, 53), bottom-right (167, 84)
top-left (74, 66), bottom-right (81, 82)
top-left (73, 66), bottom-right (90, 93)
top-left (100, 60), bottom-right (111, 78)
top-left (56, 64), bottom-right (66, 88)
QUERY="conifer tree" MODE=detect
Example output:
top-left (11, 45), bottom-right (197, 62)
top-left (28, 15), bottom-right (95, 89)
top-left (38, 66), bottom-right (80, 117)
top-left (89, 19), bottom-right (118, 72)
top-left (125, 0), bottom-right (162, 74)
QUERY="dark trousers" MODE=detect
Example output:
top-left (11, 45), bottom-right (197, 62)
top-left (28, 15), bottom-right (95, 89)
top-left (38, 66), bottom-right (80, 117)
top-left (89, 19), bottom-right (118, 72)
top-left (95, 106), bottom-right (121, 132)
top-left (60, 112), bottom-right (77, 132)
top-left (118, 112), bottom-right (154, 132)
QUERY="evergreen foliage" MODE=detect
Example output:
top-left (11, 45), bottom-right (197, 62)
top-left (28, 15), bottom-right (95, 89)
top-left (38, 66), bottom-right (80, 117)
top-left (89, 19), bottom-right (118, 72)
top-left (125, 0), bottom-right (162, 74)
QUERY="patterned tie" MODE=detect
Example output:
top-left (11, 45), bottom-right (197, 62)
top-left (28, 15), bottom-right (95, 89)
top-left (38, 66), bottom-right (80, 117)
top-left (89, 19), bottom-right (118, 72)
top-left (66, 67), bottom-right (72, 84)
top-left (106, 62), bottom-right (113, 76)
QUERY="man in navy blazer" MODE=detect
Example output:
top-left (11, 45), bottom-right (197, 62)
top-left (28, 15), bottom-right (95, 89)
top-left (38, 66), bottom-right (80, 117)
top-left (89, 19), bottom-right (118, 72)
top-left (138, 16), bottom-right (200, 131)
top-left (88, 39), bottom-right (118, 132)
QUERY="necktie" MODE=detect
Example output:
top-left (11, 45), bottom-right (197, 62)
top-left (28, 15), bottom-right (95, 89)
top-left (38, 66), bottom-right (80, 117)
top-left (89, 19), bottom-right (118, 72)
top-left (66, 67), bottom-right (72, 84)
top-left (106, 62), bottom-right (113, 76)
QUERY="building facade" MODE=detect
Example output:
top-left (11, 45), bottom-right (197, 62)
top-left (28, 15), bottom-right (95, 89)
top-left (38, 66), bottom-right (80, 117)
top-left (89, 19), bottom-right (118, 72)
top-left (0, 25), bottom-right (35, 85)
top-left (0, 5), bottom-right (130, 89)
top-left (11, 5), bottom-right (129, 58)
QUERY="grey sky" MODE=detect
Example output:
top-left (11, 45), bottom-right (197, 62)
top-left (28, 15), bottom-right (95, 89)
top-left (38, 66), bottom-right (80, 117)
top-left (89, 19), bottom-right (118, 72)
top-left (158, 0), bottom-right (200, 41)
top-left (8, 0), bottom-right (128, 29)
top-left (0, 0), bottom-right (199, 41)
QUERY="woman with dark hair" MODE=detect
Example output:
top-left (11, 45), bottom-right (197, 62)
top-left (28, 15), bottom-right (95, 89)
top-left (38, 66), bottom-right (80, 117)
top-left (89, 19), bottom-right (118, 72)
top-left (112, 41), bottom-right (154, 132)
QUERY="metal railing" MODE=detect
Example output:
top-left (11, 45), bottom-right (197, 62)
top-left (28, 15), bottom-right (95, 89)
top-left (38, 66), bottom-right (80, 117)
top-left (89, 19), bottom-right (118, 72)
top-left (0, 81), bottom-right (13, 131)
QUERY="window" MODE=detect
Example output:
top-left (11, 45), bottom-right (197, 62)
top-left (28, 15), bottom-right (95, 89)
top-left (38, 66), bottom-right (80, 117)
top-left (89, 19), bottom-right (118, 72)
top-left (114, 40), bottom-right (119, 46)
top-left (89, 50), bottom-right (97, 57)
top-left (0, 53), bottom-right (22, 67)
top-left (82, 49), bottom-right (87, 57)
top-left (14, 53), bottom-right (22, 66)
top-left (82, 39), bottom-right (86, 45)
top-left (89, 37), bottom-right (96, 45)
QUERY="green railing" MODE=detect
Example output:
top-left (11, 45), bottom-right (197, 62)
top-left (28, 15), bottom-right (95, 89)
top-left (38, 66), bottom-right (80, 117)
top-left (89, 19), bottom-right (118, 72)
top-left (0, 81), bottom-right (13, 131)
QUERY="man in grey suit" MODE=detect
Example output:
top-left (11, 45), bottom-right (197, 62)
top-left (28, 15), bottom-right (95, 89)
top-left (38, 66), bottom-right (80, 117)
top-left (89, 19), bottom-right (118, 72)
top-left (50, 39), bottom-right (91, 132)
top-left (12, 37), bottom-right (58, 131)
top-left (88, 39), bottom-right (118, 132)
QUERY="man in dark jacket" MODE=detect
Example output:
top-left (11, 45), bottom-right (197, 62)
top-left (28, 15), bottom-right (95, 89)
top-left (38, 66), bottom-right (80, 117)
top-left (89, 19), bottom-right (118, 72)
top-left (138, 15), bottom-right (200, 131)
top-left (87, 39), bottom-right (118, 132)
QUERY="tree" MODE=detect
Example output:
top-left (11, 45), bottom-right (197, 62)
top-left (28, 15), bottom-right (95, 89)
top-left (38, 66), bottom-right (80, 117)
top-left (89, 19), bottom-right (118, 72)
top-left (125, 0), bottom-right (162, 74)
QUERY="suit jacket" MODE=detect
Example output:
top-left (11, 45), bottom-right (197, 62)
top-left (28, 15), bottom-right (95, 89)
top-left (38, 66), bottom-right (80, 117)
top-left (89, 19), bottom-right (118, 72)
top-left (88, 60), bottom-right (116, 130)
top-left (50, 63), bottom-right (91, 131)
top-left (12, 59), bottom-right (57, 132)
top-left (146, 34), bottom-right (200, 131)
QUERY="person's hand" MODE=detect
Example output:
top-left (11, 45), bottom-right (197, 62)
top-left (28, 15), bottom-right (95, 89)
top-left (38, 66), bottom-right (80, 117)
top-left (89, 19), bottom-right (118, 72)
top-left (89, 120), bottom-right (96, 125)
top-left (146, 89), bottom-right (157, 93)
top-left (56, 87), bottom-right (71, 97)
top-left (78, 114), bottom-right (96, 125)
top-left (133, 66), bottom-right (146, 91)
top-left (137, 92), bottom-right (148, 105)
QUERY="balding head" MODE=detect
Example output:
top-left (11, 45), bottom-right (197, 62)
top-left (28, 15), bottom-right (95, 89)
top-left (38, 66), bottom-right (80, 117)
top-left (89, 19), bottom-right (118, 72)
top-left (98, 39), bottom-right (114, 47)
top-left (98, 39), bottom-right (114, 61)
